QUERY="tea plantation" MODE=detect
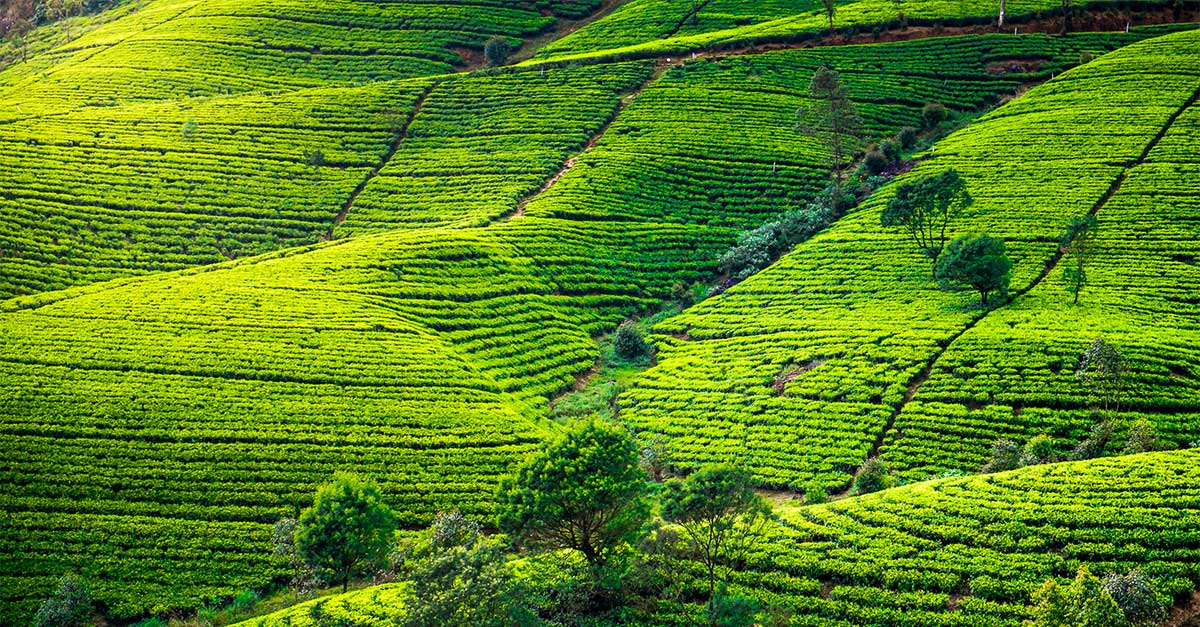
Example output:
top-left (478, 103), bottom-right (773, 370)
top-left (1, 0), bottom-right (1199, 624)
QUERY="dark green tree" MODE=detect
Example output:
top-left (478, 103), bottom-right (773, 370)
top-left (1075, 337), bottom-right (1128, 419)
top-left (296, 473), bottom-right (398, 592)
top-left (796, 66), bottom-right (863, 214)
top-left (483, 37), bottom-right (510, 67)
top-left (613, 319), bottom-right (649, 361)
top-left (34, 575), bottom-right (93, 627)
top-left (661, 465), bottom-right (771, 623)
top-left (880, 169), bottom-right (973, 275)
top-left (1061, 215), bottom-right (1097, 304)
top-left (498, 421), bottom-right (650, 576)
top-left (853, 457), bottom-right (895, 494)
top-left (935, 234), bottom-right (1012, 305)
top-left (1029, 566), bottom-right (1129, 627)
top-left (820, 0), bottom-right (837, 35)
top-left (1102, 569), bottom-right (1167, 626)
top-left (981, 438), bottom-right (1022, 473)
top-left (400, 511), bottom-right (537, 627)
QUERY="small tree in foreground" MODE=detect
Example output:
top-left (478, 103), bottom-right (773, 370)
top-left (498, 421), bottom-right (649, 579)
top-left (1061, 215), bottom-right (1098, 304)
top-left (661, 465), bottom-right (772, 624)
top-left (35, 575), bottom-right (93, 627)
top-left (400, 511), bottom-right (536, 627)
top-left (935, 234), bottom-right (1012, 305)
top-left (1028, 566), bottom-right (1129, 627)
top-left (296, 473), bottom-right (398, 592)
top-left (880, 169), bottom-right (973, 275)
top-left (484, 36), bottom-right (510, 67)
top-left (614, 320), bottom-right (649, 361)
top-left (853, 458), bottom-right (894, 495)
top-left (1102, 569), bottom-right (1167, 627)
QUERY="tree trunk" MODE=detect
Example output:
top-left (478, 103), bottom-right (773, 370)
top-left (342, 574), bottom-right (348, 593)
top-left (998, 0), bottom-right (1006, 28)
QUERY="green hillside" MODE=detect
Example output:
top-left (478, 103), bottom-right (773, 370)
top-left (2, 0), bottom-right (1199, 624)
top-left (236, 450), bottom-right (1200, 626)
top-left (622, 28), bottom-right (1200, 490)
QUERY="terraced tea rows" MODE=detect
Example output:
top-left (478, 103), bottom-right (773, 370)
top-left (620, 29), bottom-right (1200, 490)
top-left (232, 450), bottom-right (1200, 627)
top-left (530, 0), bottom-right (1190, 65)
top-left (0, 0), bottom-right (601, 118)
top-left (0, 63), bottom-right (648, 298)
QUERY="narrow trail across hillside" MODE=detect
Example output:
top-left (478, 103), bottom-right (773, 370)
top-left (325, 83), bottom-right (434, 240)
top-left (508, 0), bottom-right (636, 66)
top-left (502, 63), bottom-right (674, 221)
top-left (860, 83), bottom-right (1200, 465)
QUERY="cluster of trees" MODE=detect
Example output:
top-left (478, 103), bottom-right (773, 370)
top-left (263, 422), bottom-right (777, 626)
top-left (1029, 565), bottom-right (1167, 627)
top-left (1, 0), bottom-right (115, 62)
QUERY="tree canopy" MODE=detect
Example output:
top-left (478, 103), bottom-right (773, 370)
top-left (295, 473), bottom-right (398, 592)
top-left (498, 421), bottom-right (649, 574)
top-left (881, 169), bottom-right (973, 273)
top-left (934, 234), bottom-right (1011, 304)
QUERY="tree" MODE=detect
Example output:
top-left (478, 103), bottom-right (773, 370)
top-left (483, 36), bottom-right (510, 67)
top-left (853, 457), bottom-right (894, 494)
top-left (660, 465), bottom-right (772, 623)
top-left (400, 511), bottom-right (536, 627)
top-left (891, 0), bottom-right (906, 28)
top-left (998, 0), bottom-right (1007, 28)
top-left (1028, 566), bottom-right (1129, 627)
top-left (796, 66), bottom-right (863, 214)
top-left (820, 0), bottom-right (837, 36)
top-left (613, 319), bottom-right (649, 361)
top-left (1102, 569), bottom-right (1167, 626)
top-left (2, 0), bottom-right (36, 63)
top-left (296, 473), bottom-right (398, 592)
top-left (639, 435), bottom-right (670, 482)
top-left (273, 517), bottom-right (317, 596)
top-left (922, 102), bottom-right (947, 128)
top-left (47, 0), bottom-right (84, 40)
top-left (35, 575), bottom-right (94, 627)
top-left (1060, 0), bottom-right (1073, 34)
top-left (981, 438), bottom-right (1022, 473)
top-left (1061, 215), bottom-right (1097, 304)
top-left (498, 421), bottom-right (650, 576)
top-left (1075, 337), bottom-right (1128, 419)
top-left (935, 234), bottom-right (1011, 305)
top-left (880, 169), bottom-right (973, 275)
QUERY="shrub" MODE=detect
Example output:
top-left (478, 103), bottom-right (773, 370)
top-left (863, 149), bottom-right (889, 175)
top-left (484, 37), bottom-right (511, 67)
top-left (1080, 50), bottom-right (1096, 64)
top-left (303, 149), bottom-right (325, 167)
top-left (231, 589), bottom-right (259, 611)
top-left (34, 575), bottom-right (93, 627)
top-left (853, 458), bottom-right (894, 495)
top-left (1102, 569), bottom-right (1167, 626)
top-left (804, 481), bottom-right (827, 505)
top-left (982, 439), bottom-right (1022, 473)
top-left (1021, 434), bottom-right (1056, 465)
top-left (613, 320), bottom-right (649, 361)
top-left (181, 119), bottom-right (198, 140)
top-left (922, 102), bottom-right (947, 127)
top-left (1124, 418), bottom-right (1160, 454)
top-left (897, 126), bottom-right (918, 148)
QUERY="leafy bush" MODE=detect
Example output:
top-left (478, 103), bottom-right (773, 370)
top-left (484, 37), bottom-right (511, 67)
top-left (922, 102), bottom-right (947, 127)
top-left (863, 149), bottom-right (889, 175)
top-left (613, 320), bottom-right (649, 361)
top-left (804, 481), bottom-right (827, 504)
top-left (34, 575), bottom-right (93, 627)
top-left (1123, 418), bottom-right (1160, 454)
top-left (853, 458), bottom-right (895, 495)
top-left (1101, 569), bottom-right (1167, 626)
top-left (981, 439), bottom-right (1022, 473)
top-left (897, 126), bottom-right (918, 148)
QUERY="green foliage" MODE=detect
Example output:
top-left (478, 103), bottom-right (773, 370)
top-left (1123, 418), bottom-right (1160, 454)
top-left (934, 234), bottom-right (1011, 305)
top-left (1076, 337), bottom-right (1128, 418)
top-left (296, 473), bottom-right (398, 592)
top-left (1028, 566), bottom-right (1130, 627)
top-left (803, 481), bottom-right (827, 505)
top-left (863, 149), bottom-right (889, 175)
top-left (399, 511), bottom-right (536, 627)
top-left (1061, 215), bottom-right (1098, 304)
top-left (981, 438), bottom-right (1022, 473)
top-left (180, 118), bottom-right (198, 140)
top-left (34, 575), bottom-right (93, 627)
top-left (661, 465), bottom-right (772, 615)
top-left (881, 169), bottom-right (973, 273)
top-left (1101, 569), bottom-right (1167, 626)
top-left (921, 102), bottom-right (947, 127)
top-left (718, 202), bottom-right (831, 280)
top-left (614, 320), bottom-right (649, 361)
top-left (484, 36), bottom-right (511, 67)
top-left (498, 421), bottom-right (650, 571)
top-left (797, 64), bottom-right (863, 209)
top-left (853, 458), bottom-right (895, 495)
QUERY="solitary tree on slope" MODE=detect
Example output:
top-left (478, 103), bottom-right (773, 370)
top-left (797, 65), bottom-right (863, 214)
top-left (296, 473), bottom-right (397, 592)
top-left (881, 169), bottom-right (974, 277)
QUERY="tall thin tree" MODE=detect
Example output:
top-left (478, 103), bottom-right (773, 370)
top-left (796, 65), bottom-right (863, 215)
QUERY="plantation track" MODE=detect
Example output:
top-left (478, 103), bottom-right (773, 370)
top-left (326, 83), bottom-right (434, 239)
top-left (866, 81), bottom-right (1200, 464)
